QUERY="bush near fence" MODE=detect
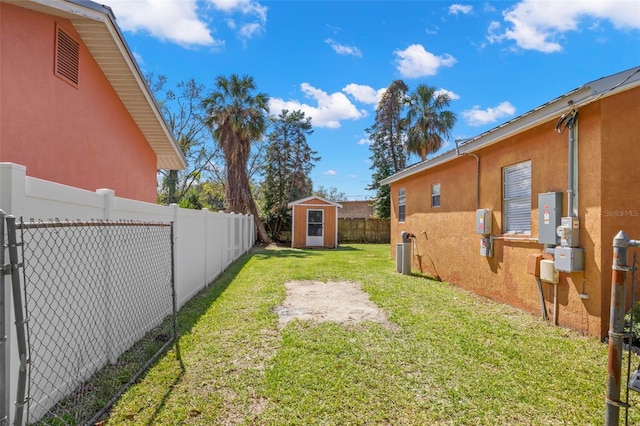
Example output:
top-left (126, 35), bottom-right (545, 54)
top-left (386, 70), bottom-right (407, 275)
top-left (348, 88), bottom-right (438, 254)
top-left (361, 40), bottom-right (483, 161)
top-left (338, 218), bottom-right (390, 243)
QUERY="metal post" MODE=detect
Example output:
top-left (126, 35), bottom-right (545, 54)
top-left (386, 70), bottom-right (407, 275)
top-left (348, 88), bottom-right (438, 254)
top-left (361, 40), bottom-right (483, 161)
top-left (606, 231), bottom-right (640, 425)
top-left (170, 222), bottom-right (177, 342)
top-left (0, 210), bottom-right (7, 425)
top-left (6, 216), bottom-right (28, 426)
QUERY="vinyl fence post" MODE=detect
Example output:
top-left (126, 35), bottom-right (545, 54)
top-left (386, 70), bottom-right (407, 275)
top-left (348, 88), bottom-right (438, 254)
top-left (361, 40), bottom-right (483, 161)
top-left (202, 208), bottom-right (208, 288)
top-left (0, 210), bottom-right (8, 425)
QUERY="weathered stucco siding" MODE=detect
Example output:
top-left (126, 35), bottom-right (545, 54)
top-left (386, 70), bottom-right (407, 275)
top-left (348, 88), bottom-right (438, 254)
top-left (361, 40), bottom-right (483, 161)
top-left (598, 86), bottom-right (640, 335)
top-left (0, 4), bottom-right (158, 202)
top-left (389, 88), bottom-right (640, 338)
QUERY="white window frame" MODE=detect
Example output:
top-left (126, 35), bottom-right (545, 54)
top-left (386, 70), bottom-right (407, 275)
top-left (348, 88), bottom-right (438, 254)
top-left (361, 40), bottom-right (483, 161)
top-left (503, 160), bottom-right (532, 234)
top-left (307, 209), bottom-right (324, 237)
top-left (398, 188), bottom-right (406, 222)
top-left (431, 183), bottom-right (441, 208)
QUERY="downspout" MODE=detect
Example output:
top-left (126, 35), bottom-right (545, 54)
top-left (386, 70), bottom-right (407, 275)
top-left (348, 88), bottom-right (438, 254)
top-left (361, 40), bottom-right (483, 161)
top-left (567, 119), bottom-right (577, 217)
top-left (455, 140), bottom-right (480, 210)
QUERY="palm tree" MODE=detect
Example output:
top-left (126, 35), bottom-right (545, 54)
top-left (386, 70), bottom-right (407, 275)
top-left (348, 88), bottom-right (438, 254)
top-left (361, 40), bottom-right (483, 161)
top-left (405, 84), bottom-right (456, 161)
top-left (203, 74), bottom-right (272, 243)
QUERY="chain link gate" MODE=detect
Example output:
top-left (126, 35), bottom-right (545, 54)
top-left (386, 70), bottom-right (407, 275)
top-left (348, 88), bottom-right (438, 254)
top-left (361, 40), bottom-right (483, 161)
top-left (4, 216), bottom-right (176, 425)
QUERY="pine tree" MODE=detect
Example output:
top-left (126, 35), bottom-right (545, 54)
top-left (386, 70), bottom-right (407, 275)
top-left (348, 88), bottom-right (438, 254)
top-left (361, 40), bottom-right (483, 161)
top-left (263, 110), bottom-right (319, 241)
top-left (367, 80), bottom-right (409, 218)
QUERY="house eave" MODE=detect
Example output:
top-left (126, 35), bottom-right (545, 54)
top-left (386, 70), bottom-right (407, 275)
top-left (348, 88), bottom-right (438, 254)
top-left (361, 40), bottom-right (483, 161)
top-left (380, 66), bottom-right (640, 186)
top-left (288, 196), bottom-right (343, 209)
top-left (2, 0), bottom-right (187, 170)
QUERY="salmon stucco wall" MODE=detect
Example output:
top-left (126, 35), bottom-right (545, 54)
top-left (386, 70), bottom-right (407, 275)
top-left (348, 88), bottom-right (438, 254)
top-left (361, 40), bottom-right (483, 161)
top-left (0, 4), bottom-right (158, 202)
top-left (291, 198), bottom-right (338, 248)
top-left (388, 89), bottom-right (640, 339)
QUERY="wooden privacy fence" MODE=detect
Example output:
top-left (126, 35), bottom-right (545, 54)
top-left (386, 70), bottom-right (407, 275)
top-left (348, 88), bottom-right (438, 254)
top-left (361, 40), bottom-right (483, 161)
top-left (338, 218), bottom-right (390, 243)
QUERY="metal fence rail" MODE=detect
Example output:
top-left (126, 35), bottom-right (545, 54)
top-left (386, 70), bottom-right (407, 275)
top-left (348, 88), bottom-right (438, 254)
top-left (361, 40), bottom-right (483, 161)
top-left (7, 218), bottom-right (176, 425)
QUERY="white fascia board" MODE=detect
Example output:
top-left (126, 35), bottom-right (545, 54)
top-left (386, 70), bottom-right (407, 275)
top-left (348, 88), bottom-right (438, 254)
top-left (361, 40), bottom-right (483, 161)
top-left (288, 196), bottom-right (343, 209)
top-left (98, 18), bottom-right (187, 169)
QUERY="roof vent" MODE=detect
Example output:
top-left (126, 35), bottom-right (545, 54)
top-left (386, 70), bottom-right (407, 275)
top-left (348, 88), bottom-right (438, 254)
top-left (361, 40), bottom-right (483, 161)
top-left (55, 24), bottom-right (79, 86)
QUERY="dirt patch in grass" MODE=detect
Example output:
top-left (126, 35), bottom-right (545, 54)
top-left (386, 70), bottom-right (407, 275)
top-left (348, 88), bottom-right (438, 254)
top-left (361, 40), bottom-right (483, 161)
top-left (275, 280), bottom-right (395, 328)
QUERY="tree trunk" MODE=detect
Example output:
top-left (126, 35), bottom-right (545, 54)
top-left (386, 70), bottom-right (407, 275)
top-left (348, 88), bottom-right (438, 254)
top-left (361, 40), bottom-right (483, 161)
top-left (225, 145), bottom-right (272, 244)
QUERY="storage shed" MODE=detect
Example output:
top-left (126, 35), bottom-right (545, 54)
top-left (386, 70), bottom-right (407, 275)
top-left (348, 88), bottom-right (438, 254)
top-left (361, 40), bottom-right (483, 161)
top-left (288, 196), bottom-right (342, 248)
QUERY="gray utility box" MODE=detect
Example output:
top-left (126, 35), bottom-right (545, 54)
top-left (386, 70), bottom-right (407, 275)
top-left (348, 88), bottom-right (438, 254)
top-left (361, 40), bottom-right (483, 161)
top-left (475, 209), bottom-right (492, 235)
top-left (554, 246), bottom-right (584, 272)
top-left (538, 192), bottom-right (562, 245)
top-left (480, 236), bottom-right (493, 257)
top-left (558, 216), bottom-right (580, 247)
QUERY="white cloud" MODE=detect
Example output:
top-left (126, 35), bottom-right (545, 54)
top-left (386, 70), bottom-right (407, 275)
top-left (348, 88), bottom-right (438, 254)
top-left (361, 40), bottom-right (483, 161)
top-left (342, 84), bottom-right (386, 105)
top-left (269, 83), bottom-right (367, 129)
top-left (239, 22), bottom-right (262, 39)
top-left (208, 0), bottom-right (267, 42)
top-left (108, 0), bottom-right (267, 47)
top-left (489, 0), bottom-right (640, 53)
top-left (449, 4), bottom-right (473, 15)
top-left (483, 3), bottom-right (497, 13)
top-left (324, 170), bottom-right (337, 176)
top-left (209, 0), bottom-right (267, 22)
top-left (462, 101), bottom-right (516, 126)
top-left (358, 138), bottom-right (372, 145)
top-left (394, 44), bottom-right (456, 79)
top-left (434, 88), bottom-right (460, 100)
top-left (425, 25), bottom-right (439, 35)
top-left (325, 39), bottom-right (362, 57)
top-left (108, 0), bottom-right (219, 47)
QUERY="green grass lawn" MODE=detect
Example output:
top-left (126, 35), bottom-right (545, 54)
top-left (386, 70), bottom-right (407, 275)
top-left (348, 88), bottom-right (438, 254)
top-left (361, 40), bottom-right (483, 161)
top-left (106, 244), bottom-right (640, 425)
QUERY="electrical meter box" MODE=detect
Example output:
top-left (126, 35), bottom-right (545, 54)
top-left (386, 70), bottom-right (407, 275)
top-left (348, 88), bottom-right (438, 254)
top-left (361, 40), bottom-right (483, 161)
top-left (557, 216), bottom-right (580, 247)
top-left (480, 237), bottom-right (493, 257)
top-left (475, 209), bottom-right (492, 235)
top-left (538, 192), bottom-right (562, 245)
top-left (554, 246), bottom-right (584, 272)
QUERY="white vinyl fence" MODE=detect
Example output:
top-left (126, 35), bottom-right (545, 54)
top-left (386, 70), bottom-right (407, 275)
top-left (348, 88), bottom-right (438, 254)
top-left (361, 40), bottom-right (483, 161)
top-left (0, 163), bottom-right (255, 424)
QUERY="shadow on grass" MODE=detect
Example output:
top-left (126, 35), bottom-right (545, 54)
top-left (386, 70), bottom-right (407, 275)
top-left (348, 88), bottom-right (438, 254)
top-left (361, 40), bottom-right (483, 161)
top-left (42, 249), bottom-right (261, 425)
top-left (141, 343), bottom-right (186, 426)
top-left (105, 251), bottom-right (260, 424)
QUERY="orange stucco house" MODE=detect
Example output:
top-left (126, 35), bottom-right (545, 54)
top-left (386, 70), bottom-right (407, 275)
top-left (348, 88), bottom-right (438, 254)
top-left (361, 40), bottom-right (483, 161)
top-left (288, 196), bottom-right (342, 248)
top-left (381, 66), bottom-right (640, 339)
top-left (0, 0), bottom-right (186, 202)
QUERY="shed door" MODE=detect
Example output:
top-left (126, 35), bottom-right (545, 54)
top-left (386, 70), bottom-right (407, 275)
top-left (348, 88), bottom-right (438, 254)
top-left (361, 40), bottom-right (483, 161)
top-left (306, 209), bottom-right (324, 247)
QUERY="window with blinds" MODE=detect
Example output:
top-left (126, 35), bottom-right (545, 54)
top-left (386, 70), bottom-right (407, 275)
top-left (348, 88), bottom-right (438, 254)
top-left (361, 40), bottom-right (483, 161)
top-left (398, 188), bottom-right (406, 222)
top-left (503, 161), bottom-right (531, 233)
top-left (431, 183), bottom-right (441, 208)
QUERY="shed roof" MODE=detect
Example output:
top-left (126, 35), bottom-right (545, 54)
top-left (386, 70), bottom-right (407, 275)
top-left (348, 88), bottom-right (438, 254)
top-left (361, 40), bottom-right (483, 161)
top-left (287, 196), bottom-right (343, 209)
top-left (2, 0), bottom-right (187, 170)
top-left (380, 66), bottom-right (640, 186)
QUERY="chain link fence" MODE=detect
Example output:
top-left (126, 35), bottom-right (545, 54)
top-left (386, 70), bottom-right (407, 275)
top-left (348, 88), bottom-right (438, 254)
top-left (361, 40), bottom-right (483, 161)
top-left (7, 218), bottom-right (176, 425)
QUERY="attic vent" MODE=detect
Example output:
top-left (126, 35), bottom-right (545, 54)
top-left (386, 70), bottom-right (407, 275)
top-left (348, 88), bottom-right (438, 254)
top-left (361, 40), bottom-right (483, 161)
top-left (55, 24), bottom-right (79, 86)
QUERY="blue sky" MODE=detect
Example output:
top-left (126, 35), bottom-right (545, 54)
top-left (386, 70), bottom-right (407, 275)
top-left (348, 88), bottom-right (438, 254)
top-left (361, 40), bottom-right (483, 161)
top-left (106, 0), bottom-right (640, 200)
